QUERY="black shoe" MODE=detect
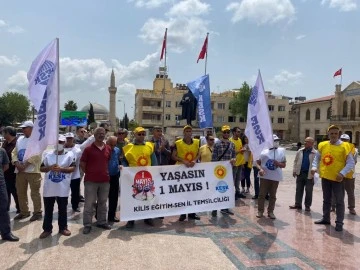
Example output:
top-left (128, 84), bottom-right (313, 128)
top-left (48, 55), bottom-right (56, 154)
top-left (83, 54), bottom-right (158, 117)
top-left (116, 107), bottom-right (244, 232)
top-left (30, 213), bottom-right (43, 222)
top-left (1, 232), bottom-right (20, 242)
top-left (188, 214), bottom-right (200, 220)
top-left (220, 209), bottom-right (234, 215)
top-left (179, 214), bottom-right (186, 221)
top-left (265, 195), bottom-right (270, 200)
top-left (83, 226), bottom-right (92, 234)
top-left (314, 219), bottom-right (330, 225)
top-left (73, 208), bottom-right (81, 212)
top-left (335, 224), bottom-right (343, 231)
top-left (144, 219), bottom-right (154, 226)
top-left (79, 195), bottom-right (85, 202)
top-left (96, 223), bottom-right (111, 230)
top-left (289, 205), bottom-right (302, 210)
top-left (252, 195), bottom-right (258, 200)
top-left (211, 210), bottom-right (217, 217)
top-left (108, 217), bottom-right (120, 223)
top-left (125, 221), bottom-right (135, 229)
top-left (236, 193), bottom-right (246, 199)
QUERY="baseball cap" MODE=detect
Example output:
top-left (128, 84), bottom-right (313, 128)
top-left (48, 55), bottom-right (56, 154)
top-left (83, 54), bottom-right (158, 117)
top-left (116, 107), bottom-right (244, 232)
top-left (327, 125), bottom-right (339, 132)
top-left (221, 125), bottom-right (231, 132)
top-left (58, 135), bottom-right (66, 142)
top-left (64, 132), bottom-right (74, 138)
top-left (134, 127), bottom-right (145, 134)
top-left (340, 134), bottom-right (350, 141)
top-left (19, 121), bottom-right (34, 128)
top-left (183, 125), bottom-right (192, 131)
top-left (273, 134), bottom-right (280, 141)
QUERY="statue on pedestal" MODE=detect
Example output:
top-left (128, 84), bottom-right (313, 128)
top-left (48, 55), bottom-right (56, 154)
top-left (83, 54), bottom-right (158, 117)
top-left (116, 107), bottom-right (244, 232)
top-left (180, 89), bottom-right (197, 126)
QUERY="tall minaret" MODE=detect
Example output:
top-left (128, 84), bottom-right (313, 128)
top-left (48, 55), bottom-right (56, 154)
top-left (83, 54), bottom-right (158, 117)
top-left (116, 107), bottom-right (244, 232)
top-left (108, 69), bottom-right (117, 131)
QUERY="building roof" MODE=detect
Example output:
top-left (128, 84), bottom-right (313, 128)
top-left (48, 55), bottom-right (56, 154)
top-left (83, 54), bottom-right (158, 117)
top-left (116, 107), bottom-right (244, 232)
top-left (302, 95), bottom-right (334, 104)
top-left (81, 103), bottom-right (109, 114)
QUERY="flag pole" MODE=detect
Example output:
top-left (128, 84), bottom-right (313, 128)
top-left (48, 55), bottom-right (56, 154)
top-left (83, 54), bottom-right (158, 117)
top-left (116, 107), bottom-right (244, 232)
top-left (162, 28), bottom-right (167, 130)
top-left (56, 38), bottom-right (60, 164)
top-left (340, 68), bottom-right (343, 88)
top-left (204, 32), bottom-right (209, 76)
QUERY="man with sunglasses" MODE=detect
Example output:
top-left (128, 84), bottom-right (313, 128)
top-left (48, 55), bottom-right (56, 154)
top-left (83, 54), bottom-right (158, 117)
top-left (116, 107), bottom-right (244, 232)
top-left (75, 127), bottom-right (87, 144)
top-left (122, 127), bottom-right (158, 229)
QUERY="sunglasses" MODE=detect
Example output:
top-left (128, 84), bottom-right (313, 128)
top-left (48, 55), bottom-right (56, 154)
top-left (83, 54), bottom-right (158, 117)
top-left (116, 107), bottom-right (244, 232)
top-left (223, 131), bottom-right (230, 134)
top-left (208, 139), bottom-right (215, 141)
top-left (137, 133), bottom-right (146, 136)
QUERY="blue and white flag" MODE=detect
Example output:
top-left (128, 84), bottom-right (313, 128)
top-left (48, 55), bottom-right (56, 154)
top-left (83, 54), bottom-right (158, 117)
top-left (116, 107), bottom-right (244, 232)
top-left (244, 71), bottom-right (273, 160)
top-left (187, 74), bottom-right (213, 128)
top-left (24, 39), bottom-right (59, 161)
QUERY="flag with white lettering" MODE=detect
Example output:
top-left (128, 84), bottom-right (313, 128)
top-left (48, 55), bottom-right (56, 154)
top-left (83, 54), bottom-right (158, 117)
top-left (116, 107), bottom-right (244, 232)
top-left (245, 71), bottom-right (273, 160)
top-left (187, 74), bottom-right (213, 128)
top-left (24, 39), bottom-right (59, 160)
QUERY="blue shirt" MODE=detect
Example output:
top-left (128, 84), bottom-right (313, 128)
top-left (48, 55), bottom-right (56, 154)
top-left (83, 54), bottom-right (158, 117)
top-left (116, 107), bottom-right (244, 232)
top-left (301, 148), bottom-right (311, 172)
top-left (108, 147), bottom-right (121, 176)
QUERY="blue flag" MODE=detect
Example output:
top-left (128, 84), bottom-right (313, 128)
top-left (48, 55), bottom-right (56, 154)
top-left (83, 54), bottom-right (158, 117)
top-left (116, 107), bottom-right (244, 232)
top-left (187, 74), bottom-right (213, 128)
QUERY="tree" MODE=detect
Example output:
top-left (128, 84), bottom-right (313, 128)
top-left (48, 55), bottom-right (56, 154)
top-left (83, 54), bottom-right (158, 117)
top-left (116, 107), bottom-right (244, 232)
top-left (128, 119), bottom-right (139, 131)
top-left (87, 103), bottom-right (95, 126)
top-left (64, 100), bottom-right (78, 111)
top-left (0, 92), bottom-right (30, 126)
top-left (229, 82), bottom-right (252, 119)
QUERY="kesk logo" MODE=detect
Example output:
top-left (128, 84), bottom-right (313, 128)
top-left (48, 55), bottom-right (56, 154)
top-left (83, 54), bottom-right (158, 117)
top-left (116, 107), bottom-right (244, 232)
top-left (34, 60), bottom-right (55, 85)
top-left (216, 181), bottom-right (229, 193)
top-left (132, 170), bottom-right (155, 201)
top-left (48, 171), bottom-right (66, 183)
top-left (214, 165), bottom-right (227, 179)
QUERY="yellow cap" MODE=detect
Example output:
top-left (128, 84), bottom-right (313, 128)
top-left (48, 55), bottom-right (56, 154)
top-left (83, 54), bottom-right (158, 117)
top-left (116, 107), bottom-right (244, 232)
top-left (134, 127), bottom-right (145, 134)
top-left (327, 125), bottom-right (339, 132)
top-left (183, 125), bottom-right (192, 131)
top-left (221, 125), bottom-right (231, 132)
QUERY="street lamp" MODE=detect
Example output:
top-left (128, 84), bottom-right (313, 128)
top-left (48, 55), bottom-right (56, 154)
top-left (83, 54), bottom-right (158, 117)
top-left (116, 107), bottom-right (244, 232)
top-left (117, 99), bottom-right (126, 118)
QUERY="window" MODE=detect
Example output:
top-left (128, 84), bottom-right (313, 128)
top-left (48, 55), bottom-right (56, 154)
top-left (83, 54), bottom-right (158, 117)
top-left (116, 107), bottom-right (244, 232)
top-left (175, 101), bottom-right (182, 107)
top-left (315, 129), bottom-right (320, 137)
top-left (315, 108), bottom-right (320, 120)
top-left (327, 107), bottom-right (331, 119)
top-left (217, 103), bottom-right (225, 110)
top-left (350, 100), bottom-right (356, 120)
top-left (305, 129), bottom-right (310, 137)
top-left (228, 116), bottom-right (236, 122)
top-left (306, 109), bottom-right (310, 120)
top-left (271, 117), bottom-right (274, 123)
top-left (278, 105), bottom-right (285, 111)
top-left (268, 105), bottom-right (274, 111)
top-left (165, 114), bottom-right (171, 120)
top-left (165, 101), bottom-right (171, 108)
top-left (217, 116), bottom-right (225, 123)
top-left (278, 118), bottom-right (285, 124)
top-left (239, 117), bottom-right (245, 123)
top-left (211, 102), bottom-right (214, 110)
top-left (343, 101), bottom-right (348, 117)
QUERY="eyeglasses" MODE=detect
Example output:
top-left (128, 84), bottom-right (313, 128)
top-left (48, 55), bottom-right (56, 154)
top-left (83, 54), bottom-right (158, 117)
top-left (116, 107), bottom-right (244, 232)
top-left (137, 133), bottom-right (146, 136)
top-left (208, 139), bottom-right (215, 141)
top-left (118, 132), bottom-right (125, 135)
top-left (223, 131), bottom-right (230, 134)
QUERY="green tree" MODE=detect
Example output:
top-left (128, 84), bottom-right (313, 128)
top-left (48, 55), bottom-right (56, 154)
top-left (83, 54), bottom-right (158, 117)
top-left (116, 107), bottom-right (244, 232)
top-left (64, 100), bottom-right (78, 111)
top-left (128, 119), bottom-right (139, 131)
top-left (0, 92), bottom-right (30, 126)
top-left (229, 82), bottom-right (252, 119)
top-left (87, 103), bottom-right (95, 126)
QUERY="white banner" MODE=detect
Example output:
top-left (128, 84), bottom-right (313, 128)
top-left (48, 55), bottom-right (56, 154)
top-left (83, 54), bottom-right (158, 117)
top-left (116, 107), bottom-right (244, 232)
top-left (120, 161), bottom-right (235, 221)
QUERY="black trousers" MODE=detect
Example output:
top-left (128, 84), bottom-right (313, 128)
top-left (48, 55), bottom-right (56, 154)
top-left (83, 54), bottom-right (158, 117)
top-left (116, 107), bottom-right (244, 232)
top-left (70, 178), bottom-right (80, 210)
top-left (108, 173), bottom-right (120, 220)
top-left (43, 197), bottom-right (68, 232)
top-left (0, 178), bottom-right (11, 235)
top-left (5, 174), bottom-right (20, 212)
top-left (322, 178), bottom-right (345, 225)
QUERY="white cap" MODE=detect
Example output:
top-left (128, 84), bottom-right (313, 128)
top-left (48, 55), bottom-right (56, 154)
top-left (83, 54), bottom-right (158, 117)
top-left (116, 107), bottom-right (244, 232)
top-left (340, 134), bottom-right (350, 141)
top-left (64, 132), bottom-right (75, 138)
top-left (19, 120), bottom-right (34, 128)
top-left (58, 135), bottom-right (66, 142)
top-left (273, 134), bottom-right (280, 141)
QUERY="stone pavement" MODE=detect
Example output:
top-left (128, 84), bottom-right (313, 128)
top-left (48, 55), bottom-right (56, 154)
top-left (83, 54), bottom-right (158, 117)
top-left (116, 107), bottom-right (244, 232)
top-left (1, 150), bottom-right (360, 270)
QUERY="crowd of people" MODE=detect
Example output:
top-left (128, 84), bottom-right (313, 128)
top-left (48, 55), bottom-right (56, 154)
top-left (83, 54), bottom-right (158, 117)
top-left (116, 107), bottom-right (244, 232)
top-left (0, 122), bottom-right (357, 242)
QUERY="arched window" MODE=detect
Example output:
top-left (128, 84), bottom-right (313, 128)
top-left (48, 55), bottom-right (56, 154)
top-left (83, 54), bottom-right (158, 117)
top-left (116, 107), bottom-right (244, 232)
top-left (350, 100), bottom-right (356, 120)
top-left (315, 108), bottom-right (320, 120)
top-left (343, 101), bottom-right (348, 117)
top-left (327, 107), bottom-right (331, 120)
top-left (306, 109), bottom-right (310, 120)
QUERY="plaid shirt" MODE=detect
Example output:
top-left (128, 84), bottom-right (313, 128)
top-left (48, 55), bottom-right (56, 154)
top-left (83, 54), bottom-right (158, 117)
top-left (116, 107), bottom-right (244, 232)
top-left (211, 139), bottom-right (235, 161)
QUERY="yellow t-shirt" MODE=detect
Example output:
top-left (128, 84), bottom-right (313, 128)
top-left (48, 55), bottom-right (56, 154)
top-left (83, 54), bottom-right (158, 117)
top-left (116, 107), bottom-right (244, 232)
top-left (199, 144), bottom-right (213, 163)
top-left (230, 137), bottom-right (245, 166)
top-left (175, 139), bottom-right (200, 164)
top-left (123, 142), bottom-right (154, 167)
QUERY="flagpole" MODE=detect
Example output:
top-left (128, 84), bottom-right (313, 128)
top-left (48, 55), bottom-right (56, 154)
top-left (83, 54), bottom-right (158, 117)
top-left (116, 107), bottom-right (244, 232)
top-left (340, 68), bottom-right (343, 88)
top-left (56, 38), bottom-right (60, 164)
top-left (162, 28), bottom-right (167, 130)
top-left (204, 32), bottom-right (209, 76)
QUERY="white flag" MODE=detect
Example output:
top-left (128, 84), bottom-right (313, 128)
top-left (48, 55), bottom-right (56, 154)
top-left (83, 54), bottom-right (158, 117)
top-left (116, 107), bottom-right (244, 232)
top-left (24, 39), bottom-right (59, 161)
top-left (245, 70), bottom-right (274, 161)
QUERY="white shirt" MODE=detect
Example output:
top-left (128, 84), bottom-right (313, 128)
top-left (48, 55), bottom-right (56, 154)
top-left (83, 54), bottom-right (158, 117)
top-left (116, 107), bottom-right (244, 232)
top-left (259, 147), bottom-right (286, 182)
top-left (14, 136), bottom-right (35, 173)
top-left (65, 145), bottom-right (82, 179)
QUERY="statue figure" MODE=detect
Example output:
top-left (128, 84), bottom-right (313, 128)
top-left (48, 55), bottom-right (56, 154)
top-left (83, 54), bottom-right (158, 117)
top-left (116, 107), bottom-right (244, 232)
top-left (180, 89), bottom-right (197, 126)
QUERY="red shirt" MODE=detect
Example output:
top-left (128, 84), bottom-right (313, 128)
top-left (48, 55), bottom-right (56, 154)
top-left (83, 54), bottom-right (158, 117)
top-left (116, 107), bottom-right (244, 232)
top-left (81, 143), bottom-right (111, 182)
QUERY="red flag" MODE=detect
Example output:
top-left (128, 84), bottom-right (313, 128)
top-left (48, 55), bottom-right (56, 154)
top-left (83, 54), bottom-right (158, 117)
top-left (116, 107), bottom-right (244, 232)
top-left (197, 35), bottom-right (208, 63)
top-left (333, 68), bottom-right (342, 77)
top-left (160, 29), bottom-right (167, 61)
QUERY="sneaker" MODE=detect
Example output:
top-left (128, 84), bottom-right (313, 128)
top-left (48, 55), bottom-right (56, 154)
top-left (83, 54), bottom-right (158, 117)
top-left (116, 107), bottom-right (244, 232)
top-left (39, 231), bottom-right (52, 239)
top-left (256, 212), bottom-right (263, 218)
top-left (59, 229), bottom-right (71, 236)
top-left (268, 212), bottom-right (276, 219)
top-left (220, 209), bottom-right (234, 215)
top-left (83, 226), bottom-right (92, 234)
top-left (14, 213), bottom-right (30, 220)
top-left (349, 209), bottom-right (357, 215)
top-left (30, 213), bottom-right (42, 222)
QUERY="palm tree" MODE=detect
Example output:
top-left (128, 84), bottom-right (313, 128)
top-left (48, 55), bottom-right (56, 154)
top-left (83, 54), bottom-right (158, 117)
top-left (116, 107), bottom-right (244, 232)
top-left (64, 100), bottom-right (78, 111)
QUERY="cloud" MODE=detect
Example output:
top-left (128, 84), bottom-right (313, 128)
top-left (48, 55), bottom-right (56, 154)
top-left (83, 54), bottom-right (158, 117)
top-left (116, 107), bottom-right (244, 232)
top-left (6, 70), bottom-right (28, 88)
top-left (295, 34), bottom-right (306, 40)
top-left (321, 0), bottom-right (357, 11)
top-left (167, 0), bottom-right (210, 17)
top-left (226, 0), bottom-right (296, 24)
top-left (0, 55), bottom-right (20, 66)
top-left (128, 0), bottom-right (170, 8)
top-left (0, 20), bottom-right (7, 27)
top-left (270, 70), bottom-right (303, 85)
top-left (0, 19), bottom-right (24, 34)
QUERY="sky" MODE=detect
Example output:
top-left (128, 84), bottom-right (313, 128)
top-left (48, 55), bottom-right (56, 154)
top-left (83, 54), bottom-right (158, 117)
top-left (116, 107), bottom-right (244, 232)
top-left (0, 0), bottom-right (359, 120)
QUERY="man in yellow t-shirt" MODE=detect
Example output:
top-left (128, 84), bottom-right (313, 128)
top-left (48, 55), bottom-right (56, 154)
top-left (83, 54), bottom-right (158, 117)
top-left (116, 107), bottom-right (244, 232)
top-left (230, 127), bottom-right (246, 199)
top-left (311, 125), bottom-right (355, 232)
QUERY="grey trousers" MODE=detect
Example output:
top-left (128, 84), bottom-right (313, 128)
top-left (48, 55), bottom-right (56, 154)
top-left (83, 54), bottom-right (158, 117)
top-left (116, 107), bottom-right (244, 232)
top-left (83, 181), bottom-right (110, 227)
top-left (322, 178), bottom-right (345, 225)
top-left (0, 178), bottom-right (11, 235)
top-left (258, 178), bottom-right (279, 213)
top-left (294, 172), bottom-right (314, 207)
top-left (232, 165), bottom-right (242, 194)
top-left (332, 178), bottom-right (355, 210)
